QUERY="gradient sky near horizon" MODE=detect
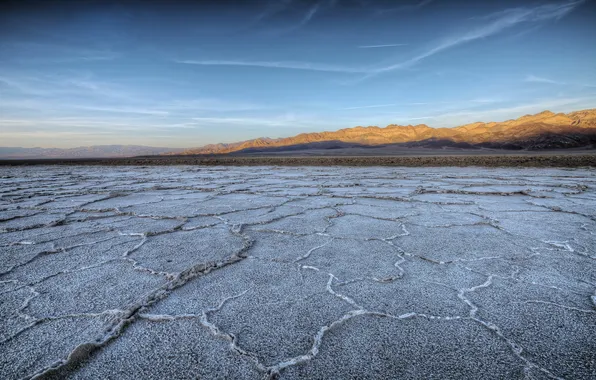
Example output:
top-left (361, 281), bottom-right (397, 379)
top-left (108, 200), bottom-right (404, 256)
top-left (1, 0), bottom-right (596, 148)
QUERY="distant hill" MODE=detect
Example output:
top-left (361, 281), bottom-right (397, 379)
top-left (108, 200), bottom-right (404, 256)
top-left (176, 109), bottom-right (596, 155)
top-left (0, 145), bottom-right (184, 159)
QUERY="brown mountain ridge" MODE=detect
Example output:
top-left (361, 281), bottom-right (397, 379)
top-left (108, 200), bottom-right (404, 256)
top-left (177, 109), bottom-right (596, 154)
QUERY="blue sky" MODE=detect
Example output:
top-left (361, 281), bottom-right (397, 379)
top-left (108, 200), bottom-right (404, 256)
top-left (1, 0), bottom-right (595, 148)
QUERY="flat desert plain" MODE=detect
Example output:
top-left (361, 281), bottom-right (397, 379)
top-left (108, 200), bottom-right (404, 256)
top-left (1, 166), bottom-right (595, 379)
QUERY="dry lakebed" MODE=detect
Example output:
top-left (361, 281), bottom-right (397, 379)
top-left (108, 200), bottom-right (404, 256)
top-left (1, 165), bottom-right (595, 379)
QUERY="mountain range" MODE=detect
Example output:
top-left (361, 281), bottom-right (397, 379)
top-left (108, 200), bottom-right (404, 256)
top-left (177, 109), bottom-right (596, 155)
top-left (2, 109), bottom-right (595, 159)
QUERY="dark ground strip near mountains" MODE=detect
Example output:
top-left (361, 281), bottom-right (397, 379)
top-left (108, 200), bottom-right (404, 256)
top-left (1, 152), bottom-right (595, 167)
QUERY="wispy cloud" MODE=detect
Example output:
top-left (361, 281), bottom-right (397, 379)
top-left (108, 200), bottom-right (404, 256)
top-left (342, 103), bottom-right (399, 110)
top-left (0, 73), bottom-right (135, 101)
top-left (253, 0), bottom-right (294, 24)
top-left (400, 96), bottom-right (596, 127)
top-left (0, 75), bottom-right (54, 97)
top-left (176, 59), bottom-right (366, 73)
top-left (371, 0), bottom-right (585, 76)
top-left (0, 42), bottom-right (118, 64)
top-left (0, 117), bottom-right (193, 131)
top-left (178, 1), bottom-right (584, 81)
top-left (191, 116), bottom-right (295, 127)
top-left (273, 0), bottom-right (338, 35)
top-left (299, 3), bottom-right (321, 28)
top-left (192, 116), bottom-right (277, 126)
top-left (64, 78), bottom-right (136, 101)
top-left (525, 75), bottom-right (562, 85)
top-left (341, 102), bottom-right (433, 110)
top-left (358, 43), bottom-right (407, 49)
top-left (162, 98), bottom-right (261, 112)
top-left (374, 0), bottom-right (434, 16)
top-left (73, 105), bottom-right (169, 116)
top-left (342, 99), bottom-right (501, 112)
top-left (192, 112), bottom-right (320, 129)
top-left (525, 74), bottom-right (596, 88)
top-left (251, 0), bottom-right (337, 36)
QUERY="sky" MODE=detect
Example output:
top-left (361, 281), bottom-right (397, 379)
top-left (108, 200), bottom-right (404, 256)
top-left (1, 0), bottom-right (596, 148)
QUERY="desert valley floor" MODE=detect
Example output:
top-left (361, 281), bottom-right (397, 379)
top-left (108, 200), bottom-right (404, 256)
top-left (1, 165), bottom-right (595, 379)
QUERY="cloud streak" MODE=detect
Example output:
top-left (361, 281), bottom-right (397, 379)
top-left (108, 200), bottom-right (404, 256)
top-left (342, 103), bottom-right (399, 110)
top-left (358, 43), bottom-right (407, 49)
top-left (525, 74), bottom-right (596, 88)
top-left (253, 0), bottom-right (293, 24)
top-left (73, 105), bottom-right (169, 116)
top-left (341, 102), bottom-right (433, 110)
top-left (176, 59), bottom-right (367, 73)
top-left (0, 73), bottom-right (137, 101)
top-left (374, 0), bottom-right (434, 16)
top-left (191, 112), bottom-right (321, 129)
top-left (400, 96), bottom-right (596, 127)
top-left (253, 0), bottom-right (337, 36)
top-left (178, 1), bottom-right (583, 81)
top-left (299, 3), bottom-right (321, 28)
top-left (0, 42), bottom-right (118, 64)
top-left (525, 75), bottom-right (562, 85)
top-left (371, 0), bottom-right (585, 76)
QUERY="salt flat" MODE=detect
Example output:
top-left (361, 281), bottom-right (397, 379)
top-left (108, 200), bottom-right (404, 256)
top-left (1, 165), bottom-right (595, 379)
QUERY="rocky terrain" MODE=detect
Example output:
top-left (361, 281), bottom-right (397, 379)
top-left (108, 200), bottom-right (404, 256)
top-left (178, 109), bottom-right (596, 154)
top-left (1, 165), bottom-right (595, 379)
top-left (3, 152), bottom-right (594, 168)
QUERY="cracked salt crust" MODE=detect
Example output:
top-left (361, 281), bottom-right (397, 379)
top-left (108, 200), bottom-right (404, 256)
top-left (0, 165), bottom-right (594, 379)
